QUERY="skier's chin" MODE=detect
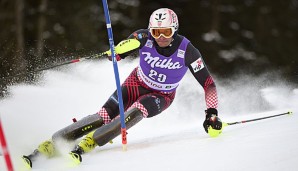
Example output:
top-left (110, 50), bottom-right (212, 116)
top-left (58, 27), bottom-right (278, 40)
top-left (156, 41), bottom-right (171, 47)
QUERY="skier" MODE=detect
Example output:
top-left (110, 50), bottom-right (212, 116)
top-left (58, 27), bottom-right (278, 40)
top-left (22, 8), bottom-right (223, 167)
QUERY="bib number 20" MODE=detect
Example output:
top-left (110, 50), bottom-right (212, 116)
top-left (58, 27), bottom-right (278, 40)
top-left (148, 69), bottom-right (166, 83)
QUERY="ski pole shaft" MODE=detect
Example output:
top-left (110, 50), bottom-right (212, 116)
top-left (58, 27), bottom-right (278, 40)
top-left (224, 111), bottom-right (293, 126)
top-left (1, 52), bottom-right (107, 81)
top-left (101, 0), bottom-right (127, 151)
top-left (33, 53), bottom-right (106, 72)
top-left (0, 117), bottom-right (14, 171)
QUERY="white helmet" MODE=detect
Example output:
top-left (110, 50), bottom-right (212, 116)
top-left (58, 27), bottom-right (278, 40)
top-left (148, 8), bottom-right (179, 32)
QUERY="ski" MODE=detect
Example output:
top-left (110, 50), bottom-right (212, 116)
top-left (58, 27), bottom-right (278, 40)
top-left (21, 107), bottom-right (143, 169)
top-left (21, 155), bottom-right (34, 169)
top-left (69, 151), bottom-right (82, 164)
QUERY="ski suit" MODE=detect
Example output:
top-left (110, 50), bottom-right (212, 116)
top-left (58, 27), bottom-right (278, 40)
top-left (99, 29), bottom-right (218, 123)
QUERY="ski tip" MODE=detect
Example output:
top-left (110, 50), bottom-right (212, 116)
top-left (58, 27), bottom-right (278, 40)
top-left (69, 151), bottom-right (82, 165)
top-left (21, 155), bottom-right (32, 169)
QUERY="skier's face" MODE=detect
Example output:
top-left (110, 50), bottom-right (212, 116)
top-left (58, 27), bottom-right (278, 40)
top-left (154, 36), bottom-right (173, 47)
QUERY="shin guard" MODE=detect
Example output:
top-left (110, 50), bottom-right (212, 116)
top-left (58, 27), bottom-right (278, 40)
top-left (52, 113), bottom-right (104, 141)
top-left (93, 108), bottom-right (143, 146)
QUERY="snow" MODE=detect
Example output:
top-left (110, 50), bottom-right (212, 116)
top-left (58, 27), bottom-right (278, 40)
top-left (0, 58), bottom-right (297, 171)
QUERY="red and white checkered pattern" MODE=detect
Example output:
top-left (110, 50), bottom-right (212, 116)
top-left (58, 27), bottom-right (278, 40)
top-left (204, 76), bottom-right (218, 109)
top-left (129, 101), bottom-right (149, 118)
top-left (205, 87), bottom-right (218, 109)
top-left (97, 108), bottom-right (111, 124)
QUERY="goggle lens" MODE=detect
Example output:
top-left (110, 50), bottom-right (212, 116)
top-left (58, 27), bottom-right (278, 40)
top-left (150, 28), bottom-right (174, 39)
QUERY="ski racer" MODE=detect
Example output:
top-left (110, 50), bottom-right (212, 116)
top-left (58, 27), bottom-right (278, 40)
top-left (22, 8), bottom-right (223, 167)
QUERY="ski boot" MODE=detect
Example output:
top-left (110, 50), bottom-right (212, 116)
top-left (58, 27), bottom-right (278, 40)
top-left (21, 140), bottom-right (55, 168)
top-left (69, 131), bottom-right (96, 164)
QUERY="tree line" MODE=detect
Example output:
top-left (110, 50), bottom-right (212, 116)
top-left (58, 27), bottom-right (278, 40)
top-left (1, 0), bottom-right (297, 97)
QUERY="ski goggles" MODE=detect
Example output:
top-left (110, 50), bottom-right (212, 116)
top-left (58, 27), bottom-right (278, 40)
top-left (149, 27), bottom-right (175, 39)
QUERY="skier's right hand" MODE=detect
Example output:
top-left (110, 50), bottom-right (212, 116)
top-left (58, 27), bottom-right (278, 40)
top-left (203, 108), bottom-right (223, 136)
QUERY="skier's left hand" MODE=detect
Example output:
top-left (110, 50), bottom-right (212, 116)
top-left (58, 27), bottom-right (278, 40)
top-left (203, 108), bottom-right (222, 134)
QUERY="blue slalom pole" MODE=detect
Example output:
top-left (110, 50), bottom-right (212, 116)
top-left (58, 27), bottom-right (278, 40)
top-left (101, 0), bottom-right (127, 150)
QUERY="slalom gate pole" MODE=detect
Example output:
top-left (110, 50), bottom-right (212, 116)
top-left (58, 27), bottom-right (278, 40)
top-left (224, 111), bottom-right (293, 126)
top-left (1, 52), bottom-right (107, 82)
top-left (101, 0), bottom-right (127, 151)
top-left (0, 117), bottom-right (14, 171)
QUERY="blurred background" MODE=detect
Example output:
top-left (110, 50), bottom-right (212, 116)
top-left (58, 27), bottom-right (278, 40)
top-left (0, 0), bottom-right (297, 97)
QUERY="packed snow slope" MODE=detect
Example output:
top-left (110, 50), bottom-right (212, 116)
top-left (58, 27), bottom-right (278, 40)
top-left (1, 58), bottom-right (298, 171)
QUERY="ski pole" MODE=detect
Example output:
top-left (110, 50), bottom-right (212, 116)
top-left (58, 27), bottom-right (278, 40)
top-left (208, 111), bottom-right (293, 137)
top-left (223, 111), bottom-right (293, 126)
top-left (1, 38), bottom-right (140, 82)
top-left (1, 52), bottom-right (107, 81)
top-left (0, 117), bottom-right (14, 171)
top-left (31, 53), bottom-right (107, 72)
top-left (101, 0), bottom-right (127, 151)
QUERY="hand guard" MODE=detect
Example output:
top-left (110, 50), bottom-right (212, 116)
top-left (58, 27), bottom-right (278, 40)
top-left (203, 108), bottom-right (222, 134)
top-left (106, 39), bottom-right (140, 61)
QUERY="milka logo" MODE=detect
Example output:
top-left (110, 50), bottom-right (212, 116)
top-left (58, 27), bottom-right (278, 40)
top-left (142, 52), bottom-right (183, 69)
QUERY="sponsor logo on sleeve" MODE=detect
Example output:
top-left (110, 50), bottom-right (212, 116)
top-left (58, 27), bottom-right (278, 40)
top-left (191, 58), bottom-right (205, 73)
top-left (145, 40), bottom-right (153, 48)
top-left (138, 33), bottom-right (143, 39)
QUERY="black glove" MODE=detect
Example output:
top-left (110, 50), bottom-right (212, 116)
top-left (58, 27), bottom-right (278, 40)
top-left (203, 108), bottom-right (222, 133)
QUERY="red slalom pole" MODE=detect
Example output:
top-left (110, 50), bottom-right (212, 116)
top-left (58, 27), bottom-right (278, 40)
top-left (0, 117), bottom-right (14, 171)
